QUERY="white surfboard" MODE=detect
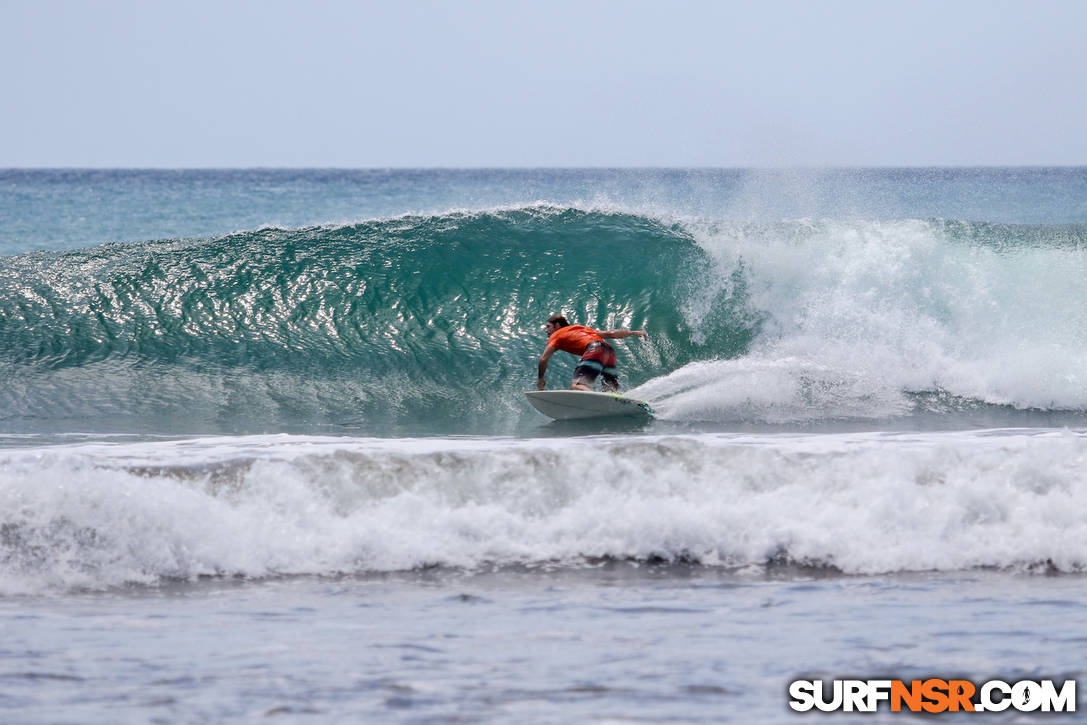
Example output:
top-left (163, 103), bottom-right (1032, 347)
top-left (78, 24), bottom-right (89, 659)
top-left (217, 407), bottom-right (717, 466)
top-left (525, 390), bottom-right (653, 420)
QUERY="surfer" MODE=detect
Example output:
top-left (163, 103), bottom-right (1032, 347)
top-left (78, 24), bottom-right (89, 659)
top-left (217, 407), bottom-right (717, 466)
top-left (537, 315), bottom-right (648, 392)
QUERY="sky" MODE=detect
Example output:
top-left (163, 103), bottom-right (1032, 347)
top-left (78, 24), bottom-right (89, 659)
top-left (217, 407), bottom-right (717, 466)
top-left (3, 0), bottom-right (1086, 167)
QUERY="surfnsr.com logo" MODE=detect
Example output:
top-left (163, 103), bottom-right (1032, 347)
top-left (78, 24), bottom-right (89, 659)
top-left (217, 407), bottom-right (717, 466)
top-left (789, 679), bottom-right (1076, 713)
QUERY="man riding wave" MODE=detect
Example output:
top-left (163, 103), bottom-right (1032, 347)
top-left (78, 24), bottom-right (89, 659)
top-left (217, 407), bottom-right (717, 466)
top-left (537, 314), bottom-right (648, 392)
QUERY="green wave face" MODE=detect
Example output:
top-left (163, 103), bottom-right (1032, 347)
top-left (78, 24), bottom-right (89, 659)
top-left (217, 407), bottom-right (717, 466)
top-left (0, 207), bottom-right (757, 434)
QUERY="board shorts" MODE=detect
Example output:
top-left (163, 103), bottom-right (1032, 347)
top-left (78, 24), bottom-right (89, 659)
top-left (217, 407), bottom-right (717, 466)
top-left (573, 340), bottom-right (619, 391)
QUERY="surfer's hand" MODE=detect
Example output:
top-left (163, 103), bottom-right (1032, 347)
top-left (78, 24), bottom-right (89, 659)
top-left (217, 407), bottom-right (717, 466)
top-left (537, 377), bottom-right (546, 390)
top-left (636, 330), bottom-right (648, 340)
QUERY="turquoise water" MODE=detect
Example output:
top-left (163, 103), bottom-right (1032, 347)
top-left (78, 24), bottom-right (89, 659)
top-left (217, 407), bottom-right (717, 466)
top-left (3, 170), bottom-right (1086, 436)
top-left (2, 169), bottom-right (1086, 721)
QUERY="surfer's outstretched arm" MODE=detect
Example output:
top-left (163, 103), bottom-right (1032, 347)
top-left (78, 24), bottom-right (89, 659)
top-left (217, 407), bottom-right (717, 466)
top-left (537, 345), bottom-right (558, 390)
top-left (598, 329), bottom-right (648, 340)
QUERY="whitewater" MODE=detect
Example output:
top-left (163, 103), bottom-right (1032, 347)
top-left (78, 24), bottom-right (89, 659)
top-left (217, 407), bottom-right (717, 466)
top-left (1, 168), bottom-right (1086, 722)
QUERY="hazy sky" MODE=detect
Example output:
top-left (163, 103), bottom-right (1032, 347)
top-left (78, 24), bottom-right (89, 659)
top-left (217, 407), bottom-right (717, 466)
top-left (3, 0), bottom-right (1086, 167)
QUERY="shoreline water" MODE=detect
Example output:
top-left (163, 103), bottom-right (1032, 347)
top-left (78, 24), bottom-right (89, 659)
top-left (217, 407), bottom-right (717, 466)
top-left (4, 564), bottom-right (1085, 723)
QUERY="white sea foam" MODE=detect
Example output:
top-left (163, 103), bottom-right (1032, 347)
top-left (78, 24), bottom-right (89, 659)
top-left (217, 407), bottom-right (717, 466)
top-left (649, 217), bottom-right (1087, 421)
top-left (2, 431), bottom-right (1086, 593)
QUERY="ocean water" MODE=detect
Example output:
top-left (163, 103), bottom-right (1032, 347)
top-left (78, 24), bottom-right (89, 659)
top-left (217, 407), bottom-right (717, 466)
top-left (1, 168), bottom-right (1086, 722)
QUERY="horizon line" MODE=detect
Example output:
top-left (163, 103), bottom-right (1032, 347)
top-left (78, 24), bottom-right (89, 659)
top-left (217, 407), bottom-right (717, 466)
top-left (3, 164), bottom-right (1087, 172)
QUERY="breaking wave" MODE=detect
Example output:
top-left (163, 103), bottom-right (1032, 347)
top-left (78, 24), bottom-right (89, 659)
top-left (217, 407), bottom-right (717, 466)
top-left (1, 206), bottom-right (1085, 434)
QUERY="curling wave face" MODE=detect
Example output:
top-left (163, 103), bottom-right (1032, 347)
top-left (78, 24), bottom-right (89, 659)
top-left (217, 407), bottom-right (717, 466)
top-left (0, 207), bottom-right (752, 434)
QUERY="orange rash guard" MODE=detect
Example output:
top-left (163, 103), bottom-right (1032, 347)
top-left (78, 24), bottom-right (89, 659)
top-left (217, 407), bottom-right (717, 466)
top-left (546, 325), bottom-right (603, 356)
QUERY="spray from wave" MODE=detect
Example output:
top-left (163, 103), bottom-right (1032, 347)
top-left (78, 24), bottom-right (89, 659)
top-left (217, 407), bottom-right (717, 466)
top-left (637, 217), bottom-right (1087, 422)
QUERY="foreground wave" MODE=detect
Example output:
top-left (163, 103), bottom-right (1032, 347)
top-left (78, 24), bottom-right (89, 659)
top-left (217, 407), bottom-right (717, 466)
top-left (2, 431), bottom-right (1086, 593)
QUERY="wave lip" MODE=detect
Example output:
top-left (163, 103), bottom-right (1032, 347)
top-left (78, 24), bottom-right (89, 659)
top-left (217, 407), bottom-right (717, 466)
top-left (2, 430), bottom-right (1086, 593)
